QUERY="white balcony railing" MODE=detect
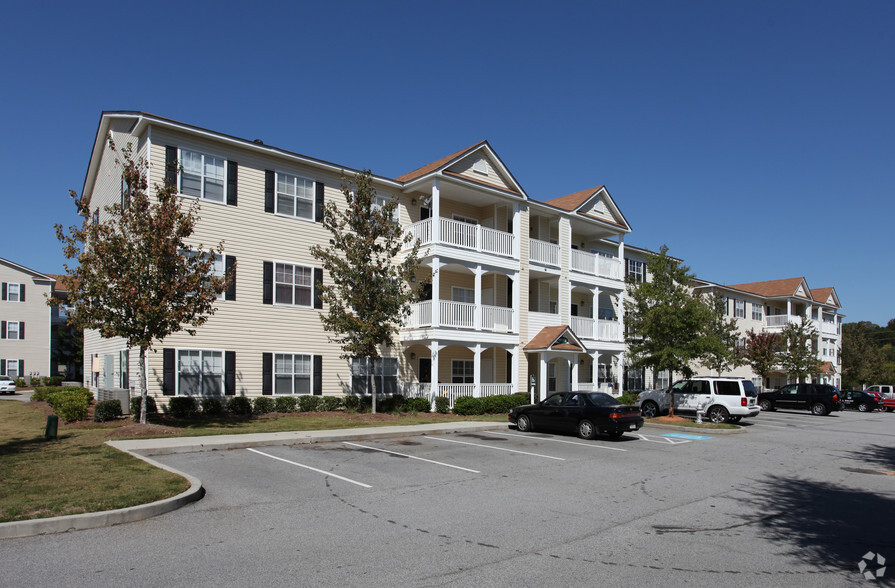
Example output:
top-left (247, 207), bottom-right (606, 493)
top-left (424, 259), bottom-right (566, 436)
top-left (529, 239), bottom-right (560, 267)
top-left (765, 315), bottom-right (798, 329)
top-left (440, 300), bottom-right (475, 328)
top-left (571, 316), bottom-right (622, 341)
top-left (481, 305), bottom-right (514, 333)
top-left (821, 321), bottom-right (838, 335)
top-left (402, 382), bottom-right (515, 408)
top-left (571, 249), bottom-right (623, 280)
top-left (404, 218), bottom-right (515, 258)
top-left (405, 301), bottom-right (515, 333)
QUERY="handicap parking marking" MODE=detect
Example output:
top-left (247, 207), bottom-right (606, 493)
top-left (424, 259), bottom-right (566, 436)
top-left (636, 433), bottom-right (691, 445)
top-left (661, 433), bottom-right (714, 441)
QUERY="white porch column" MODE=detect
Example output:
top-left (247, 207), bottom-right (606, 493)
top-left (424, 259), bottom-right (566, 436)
top-left (511, 345), bottom-right (519, 394)
top-left (617, 236), bottom-right (625, 280)
top-left (512, 270), bottom-right (520, 333)
top-left (592, 286), bottom-right (600, 319)
top-left (539, 353), bottom-right (549, 401)
top-left (431, 180), bottom-right (440, 244)
top-left (474, 265), bottom-right (483, 330)
top-left (473, 344), bottom-right (481, 398)
top-left (616, 353), bottom-right (624, 394)
top-left (571, 357), bottom-right (580, 391)
top-left (429, 341), bottom-right (441, 408)
top-left (786, 299), bottom-right (792, 319)
top-left (618, 236), bottom-right (626, 338)
top-left (512, 203), bottom-right (522, 260)
top-left (432, 257), bottom-right (441, 328)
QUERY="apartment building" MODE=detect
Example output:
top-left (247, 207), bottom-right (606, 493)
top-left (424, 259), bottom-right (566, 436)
top-left (691, 277), bottom-right (843, 389)
top-left (0, 257), bottom-right (56, 381)
top-left (80, 112), bottom-right (635, 406)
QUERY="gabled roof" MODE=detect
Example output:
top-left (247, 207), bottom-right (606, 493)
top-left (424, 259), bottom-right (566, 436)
top-left (542, 186), bottom-right (632, 232)
top-left (544, 186), bottom-right (605, 211)
top-left (810, 287), bottom-right (840, 308)
top-left (727, 277), bottom-right (811, 300)
top-left (523, 325), bottom-right (587, 353)
top-left (0, 257), bottom-right (55, 282)
top-left (395, 141), bottom-right (487, 182)
top-left (819, 361), bottom-right (836, 375)
top-left (45, 274), bottom-right (77, 292)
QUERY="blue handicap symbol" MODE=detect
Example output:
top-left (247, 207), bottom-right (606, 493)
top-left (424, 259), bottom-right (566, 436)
top-left (662, 433), bottom-right (713, 441)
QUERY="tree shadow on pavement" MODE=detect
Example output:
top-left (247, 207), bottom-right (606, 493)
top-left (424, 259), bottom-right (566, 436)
top-left (746, 475), bottom-right (895, 583)
top-left (842, 443), bottom-right (895, 473)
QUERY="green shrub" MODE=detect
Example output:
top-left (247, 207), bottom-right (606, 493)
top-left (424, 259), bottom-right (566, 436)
top-left (253, 396), bottom-right (275, 415)
top-left (130, 395), bottom-right (158, 419)
top-left (42, 376), bottom-right (64, 387)
top-left (404, 397), bottom-right (431, 413)
top-left (378, 394), bottom-right (405, 413)
top-left (452, 396), bottom-right (483, 415)
top-left (167, 397), bottom-right (198, 419)
top-left (30, 387), bottom-right (50, 402)
top-left (298, 395), bottom-right (322, 412)
top-left (94, 399), bottom-right (123, 422)
top-left (343, 395), bottom-right (360, 412)
top-left (275, 396), bottom-right (298, 413)
top-left (201, 397), bottom-right (223, 416)
top-left (434, 396), bottom-right (450, 414)
top-left (226, 395), bottom-right (253, 416)
top-left (14, 378), bottom-right (26, 388)
top-left (52, 391), bottom-right (89, 422)
top-left (320, 396), bottom-right (343, 411)
top-left (43, 387), bottom-right (92, 412)
top-left (616, 392), bottom-right (640, 406)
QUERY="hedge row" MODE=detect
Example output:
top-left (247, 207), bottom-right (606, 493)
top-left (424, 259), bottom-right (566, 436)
top-left (32, 386), bottom-right (94, 422)
top-left (451, 393), bottom-right (530, 415)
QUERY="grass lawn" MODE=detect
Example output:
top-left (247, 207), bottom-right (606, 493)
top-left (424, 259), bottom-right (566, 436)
top-left (0, 400), bottom-right (504, 523)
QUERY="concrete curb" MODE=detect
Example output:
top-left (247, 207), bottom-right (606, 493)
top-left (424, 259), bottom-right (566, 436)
top-left (642, 421), bottom-right (745, 435)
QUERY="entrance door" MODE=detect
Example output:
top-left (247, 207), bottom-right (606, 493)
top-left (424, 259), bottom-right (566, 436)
top-left (103, 355), bottom-right (114, 389)
top-left (419, 358), bottom-right (431, 384)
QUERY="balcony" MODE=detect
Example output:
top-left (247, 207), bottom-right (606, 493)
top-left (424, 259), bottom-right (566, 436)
top-left (570, 316), bottom-right (622, 342)
top-left (821, 321), bottom-right (839, 336)
top-left (571, 249), bottom-right (623, 280)
top-left (529, 238), bottom-right (560, 267)
top-left (404, 218), bottom-right (515, 258)
top-left (405, 300), bottom-right (515, 333)
top-left (765, 315), bottom-right (799, 330)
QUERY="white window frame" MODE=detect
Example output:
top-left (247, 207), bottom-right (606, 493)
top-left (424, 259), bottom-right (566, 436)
top-left (734, 299), bottom-right (746, 319)
top-left (451, 286), bottom-right (475, 304)
top-left (452, 214), bottom-right (478, 225)
top-left (178, 148), bottom-right (226, 203)
top-left (472, 157), bottom-right (487, 175)
top-left (275, 171), bottom-right (315, 221)
top-left (274, 352), bottom-right (312, 395)
top-left (176, 348), bottom-right (225, 397)
top-left (752, 301), bottom-right (763, 321)
top-left (6, 283), bottom-right (21, 302)
top-left (351, 357), bottom-right (398, 395)
top-left (373, 194), bottom-right (398, 224)
top-left (5, 321), bottom-right (20, 340)
top-left (451, 359), bottom-right (474, 384)
top-left (4, 360), bottom-right (20, 378)
top-left (274, 262), bottom-right (313, 308)
top-left (627, 259), bottom-right (645, 283)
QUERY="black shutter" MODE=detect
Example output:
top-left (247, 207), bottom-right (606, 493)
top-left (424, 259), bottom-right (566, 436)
top-left (314, 268), bottom-right (324, 309)
top-left (225, 255), bottom-right (237, 301)
top-left (1, 283), bottom-right (5, 300)
top-left (225, 351), bottom-right (236, 395)
top-left (1, 321), bottom-right (5, 339)
top-left (162, 348), bottom-right (175, 396)
top-left (506, 276), bottom-right (513, 308)
top-left (165, 146), bottom-right (178, 187)
top-left (263, 261), bottom-right (273, 304)
top-left (19, 322), bottom-right (24, 340)
top-left (315, 182), bottom-right (325, 222)
top-left (226, 161), bottom-right (238, 206)
top-left (313, 355), bottom-right (323, 396)
top-left (18, 360), bottom-right (24, 377)
top-left (262, 353), bottom-right (272, 395)
top-left (265, 170), bottom-right (275, 213)
top-left (20, 284), bottom-right (24, 302)
top-left (0, 360), bottom-right (4, 374)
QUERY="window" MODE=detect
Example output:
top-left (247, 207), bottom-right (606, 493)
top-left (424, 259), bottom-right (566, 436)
top-left (5, 283), bottom-right (22, 302)
top-left (626, 259), bottom-right (645, 283)
top-left (121, 176), bottom-right (131, 209)
top-left (451, 360), bottom-right (474, 384)
top-left (4, 360), bottom-right (20, 378)
top-left (714, 381), bottom-right (741, 396)
top-left (120, 350), bottom-right (129, 389)
top-left (472, 157), bottom-right (487, 174)
top-left (275, 263), bottom-right (312, 306)
top-left (4, 322), bottom-right (21, 340)
top-left (275, 353), bottom-right (311, 395)
top-left (276, 172), bottom-right (314, 220)
top-left (373, 194), bottom-right (398, 223)
top-left (655, 369), bottom-right (670, 389)
top-left (177, 349), bottom-right (223, 396)
top-left (452, 287), bottom-right (474, 304)
top-left (453, 214), bottom-right (478, 225)
top-left (734, 299), bottom-right (746, 319)
top-left (351, 357), bottom-right (398, 395)
top-left (752, 302), bottom-right (763, 321)
top-left (180, 149), bottom-right (225, 202)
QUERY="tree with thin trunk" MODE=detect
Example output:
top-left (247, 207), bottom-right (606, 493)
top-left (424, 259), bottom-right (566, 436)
top-left (778, 316), bottom-right (825, 384)
top-left (310, 170), bottom-right (423, 413)
top-left (624, 245), bottom-right (711, 416)
top-left (743, 329), bottom-right (781, 390)
top-left (699, 293), bottom-right (745, 376)
top-left (49, 139), bottom-right (231, 424)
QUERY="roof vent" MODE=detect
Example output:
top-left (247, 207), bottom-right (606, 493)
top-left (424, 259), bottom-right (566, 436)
top-left (253, 139), bottom-right (264, 145)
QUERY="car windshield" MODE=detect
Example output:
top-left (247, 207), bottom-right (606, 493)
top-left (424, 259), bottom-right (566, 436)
top-left (586, 393), bottom-right (620, 406)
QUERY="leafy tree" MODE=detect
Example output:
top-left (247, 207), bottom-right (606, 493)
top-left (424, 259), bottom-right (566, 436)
top-left (778, 316), bottom-right (824, 384)
top-left (49, 140), bottom-right (231, 424)
top-left (310, 170), bottom-right (422, 413)
top-left (743, 330), bottom-right (781, 390)
top-left (698, 293), bottom-right (745, 376)
top-left (841, 324), bottom-right (888, 388)
top-left (624, 245), bottom-right (710, 416)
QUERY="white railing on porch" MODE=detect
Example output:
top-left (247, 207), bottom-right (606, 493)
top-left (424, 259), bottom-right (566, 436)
top-left (403, 218), bottom-right (515, 258)
top-left (766, 315), bottom-right (798, 328)
top-left (402, 382), bottom-right (515, 408)
top-left (405, 301), bottom-right (515, 333)
top-left (570, 316), bottom-right (621, 341)
top-left (481, 305), bottom-right (514, 332)
top-left (529, 239), bottom-right (560, 267)
top-left (440, 300), bottom-right (475, 328)
top-left (571, 249), bottom-right (623, 280)
top-left (821, 321), bottom-right (838, 335)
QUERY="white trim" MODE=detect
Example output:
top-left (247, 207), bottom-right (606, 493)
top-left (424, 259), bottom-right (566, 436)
top-left (274, 170), bottom-right (316, 221)
top-left (177, 147), bottom-right (228, 205)
top-left (272, 352), bottom-right (314, 396)
top-left (271, 260), bottom-right (315, 308)
top-left (175, 347), bottom-right (226, 397)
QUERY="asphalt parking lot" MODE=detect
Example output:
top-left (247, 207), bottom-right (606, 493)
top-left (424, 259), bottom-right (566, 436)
top-left (3, 409), bottom-right (894, 587)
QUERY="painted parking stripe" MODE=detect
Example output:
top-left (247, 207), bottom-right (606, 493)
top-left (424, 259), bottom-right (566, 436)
top-left (247, 448), bottom-right (372, 488)
top-left (482, 430), bottom-right (627, 451)
top-left (637, 433), bottom-right (691, 444)
top-left (424, 436), bottom-right (566, 461)
top-left (662, 433), bottom-right (713, 441)
top-left (343, 442), bottom-right (481, 473)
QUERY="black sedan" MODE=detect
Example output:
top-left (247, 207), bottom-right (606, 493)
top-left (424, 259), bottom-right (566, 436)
top-left (840, 390), bottom-right (885, 412)
top-left (508, 392), bottom-right (643, 439)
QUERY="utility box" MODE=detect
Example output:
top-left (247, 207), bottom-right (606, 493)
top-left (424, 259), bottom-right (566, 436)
top-left (45, 415), bottom-right (58, 440)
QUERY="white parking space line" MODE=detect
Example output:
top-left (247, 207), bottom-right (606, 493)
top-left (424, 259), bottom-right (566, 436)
top-left (636, 434), bottom-right (690, 445)
top-left (343, 442), bottom-right (481, 473)
top-left (482, 430), bottom-right (627, 451)
top-left (424, 436), bottom-right (566, 461)
top-left (247, 448), bottom-right (372, 488)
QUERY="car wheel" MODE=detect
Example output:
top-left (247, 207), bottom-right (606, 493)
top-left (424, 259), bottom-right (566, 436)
top-left (858, 403), bottom-right (870, 412)
top-left (641, 400), bottom-right (659, 419)
top-left (516, 414), bottom-right (533, 432)
top-left (707, 406), bottom-right (729, 424)
top-left (759, 399), bottom-right (773, 411)
top-left (578, 420), bottom-right (596, 440)
top-left (811, 402), bottom-right (828, 416)
top-left (607, 431), bottom-right (624, 439)
top-left (881, 406), bottom-right (889, 413)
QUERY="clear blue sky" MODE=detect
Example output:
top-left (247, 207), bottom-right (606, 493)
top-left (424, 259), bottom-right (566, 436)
top-left (2, 1), bottom-right (892, 325)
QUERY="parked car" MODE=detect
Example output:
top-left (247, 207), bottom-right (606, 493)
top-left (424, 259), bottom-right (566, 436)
top-left (0, 375), bottom-right (16, 394)
top-left (637, 377), bottom-right (760, 424)
top-left (757, 383), bottom-right (842, 416)
top-left (840, 390), bottom-right (885, 412)
top-left (864, 385), bottom-right (894, 398)
top-left (508, 392), bottom-right (643, 439)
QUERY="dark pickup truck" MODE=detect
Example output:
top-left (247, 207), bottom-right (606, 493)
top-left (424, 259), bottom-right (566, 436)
top-left (757, 384), bottom-right (842, 416)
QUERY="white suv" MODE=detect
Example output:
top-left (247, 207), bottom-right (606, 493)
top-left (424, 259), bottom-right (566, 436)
top-left (637, 377), bottom-right (760, 423)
